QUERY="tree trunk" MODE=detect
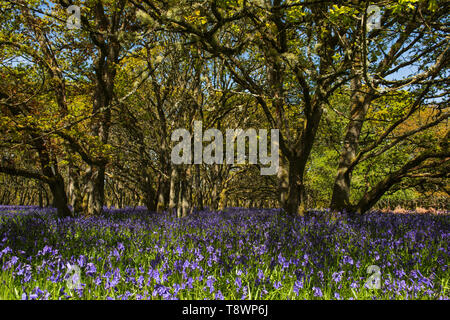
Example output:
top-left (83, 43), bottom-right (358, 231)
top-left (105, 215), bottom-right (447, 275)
top-left (210, 183), bottom-right (219, 211)
top-left (176, 176), bottom-right (183, 218)
top-left (36, 138), bottom-right (72, 217)
top-left (218, 188), bottom-right (228, 211)
top-left (277, 155), bottom-right (289, 209)
top-left (330, 61), bottom-right (371, 212)
top-left (38, 184), bottom-right (43, 208)
top-left (156, 173), bottom-right (169, 213)
top-left (82, 165), bottom-right (105, 216)
top-left (142, 175), bottom-right (157, 211)
top-left (283, 157), bottom-right (307, 216)
top-left (144, 189), bottom-right (157, 212)
top-left (168, 166), bottom-right (179, 215)
top-left (177, 167), bottom-right (190, 218)
top-left (50, 175), bottom-right (72, 218)
top-left (68, 164), bottom-right (83, 215)
top-left (193, 164), bottom-right (203, 210)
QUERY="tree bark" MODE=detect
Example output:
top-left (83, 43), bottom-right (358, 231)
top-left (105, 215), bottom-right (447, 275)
top-left (68, 164), bottom-right (83, 215)
top-left (193, 164), bottom-right (203, 210)
top-left (283, 156), bottom-right (307, 216)
top-left (50, 174), bottom-right (72, 218)
top-left (330, 65), bottom-right (371, 212)
top-left (168, 166), bottom-right (179, 215)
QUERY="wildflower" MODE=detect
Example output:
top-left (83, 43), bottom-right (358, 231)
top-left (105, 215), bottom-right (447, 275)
top-left (343, 256), bottom-right (354, 265)
top-left (273, 281), bottom-right (282, 289)
top-left (313, 287), bottom-right (323, 297)
top-left (85, 263), bottom-right (97, 276)
top-left (77, 255), bottom-right (86, 268)
top-left (137, 275), bottom-right (144, 288)
top-left (206, 276), bottom-right (216, 294)
top-left (293, 280), bottom-right (303, 295)
top-left (332, 271), bottom-right (344, 283)
top-left (235, 277), bottom-right (242, 289)
top-left (215, 290), bottom-right (224, 300)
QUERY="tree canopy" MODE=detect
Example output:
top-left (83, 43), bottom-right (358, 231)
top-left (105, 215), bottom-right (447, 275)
top-left (0, 0), bottom-right (448, 217)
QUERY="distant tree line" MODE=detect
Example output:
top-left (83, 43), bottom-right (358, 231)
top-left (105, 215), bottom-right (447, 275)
top-left (0, 0), bottom-right (448, 217)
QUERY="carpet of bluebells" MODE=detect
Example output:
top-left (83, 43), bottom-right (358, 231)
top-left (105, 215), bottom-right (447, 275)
top-left (0, 205), bottom-right (448, 300)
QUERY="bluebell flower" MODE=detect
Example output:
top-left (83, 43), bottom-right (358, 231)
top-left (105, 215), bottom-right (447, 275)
top-left (273, 281), bottom-right (282, 289)
top-left (85, 263), bottom-right (97, 276)
top-left (77, 255), bottom-right (86, 268)
top-left (235, 277), bottom-right (242, 289)
top-left (215, 290), bottom-right (224, 300)
top-left (206, 276), bottom-right (216, 293)
top-left (312, 287), bottom-right (323, 297)
top-left (293, 280), bottom-right (303, 295)
top-left (343, 255), bottom-right (354, 265)
top-left (332, 271), bottom-right (343, 283)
